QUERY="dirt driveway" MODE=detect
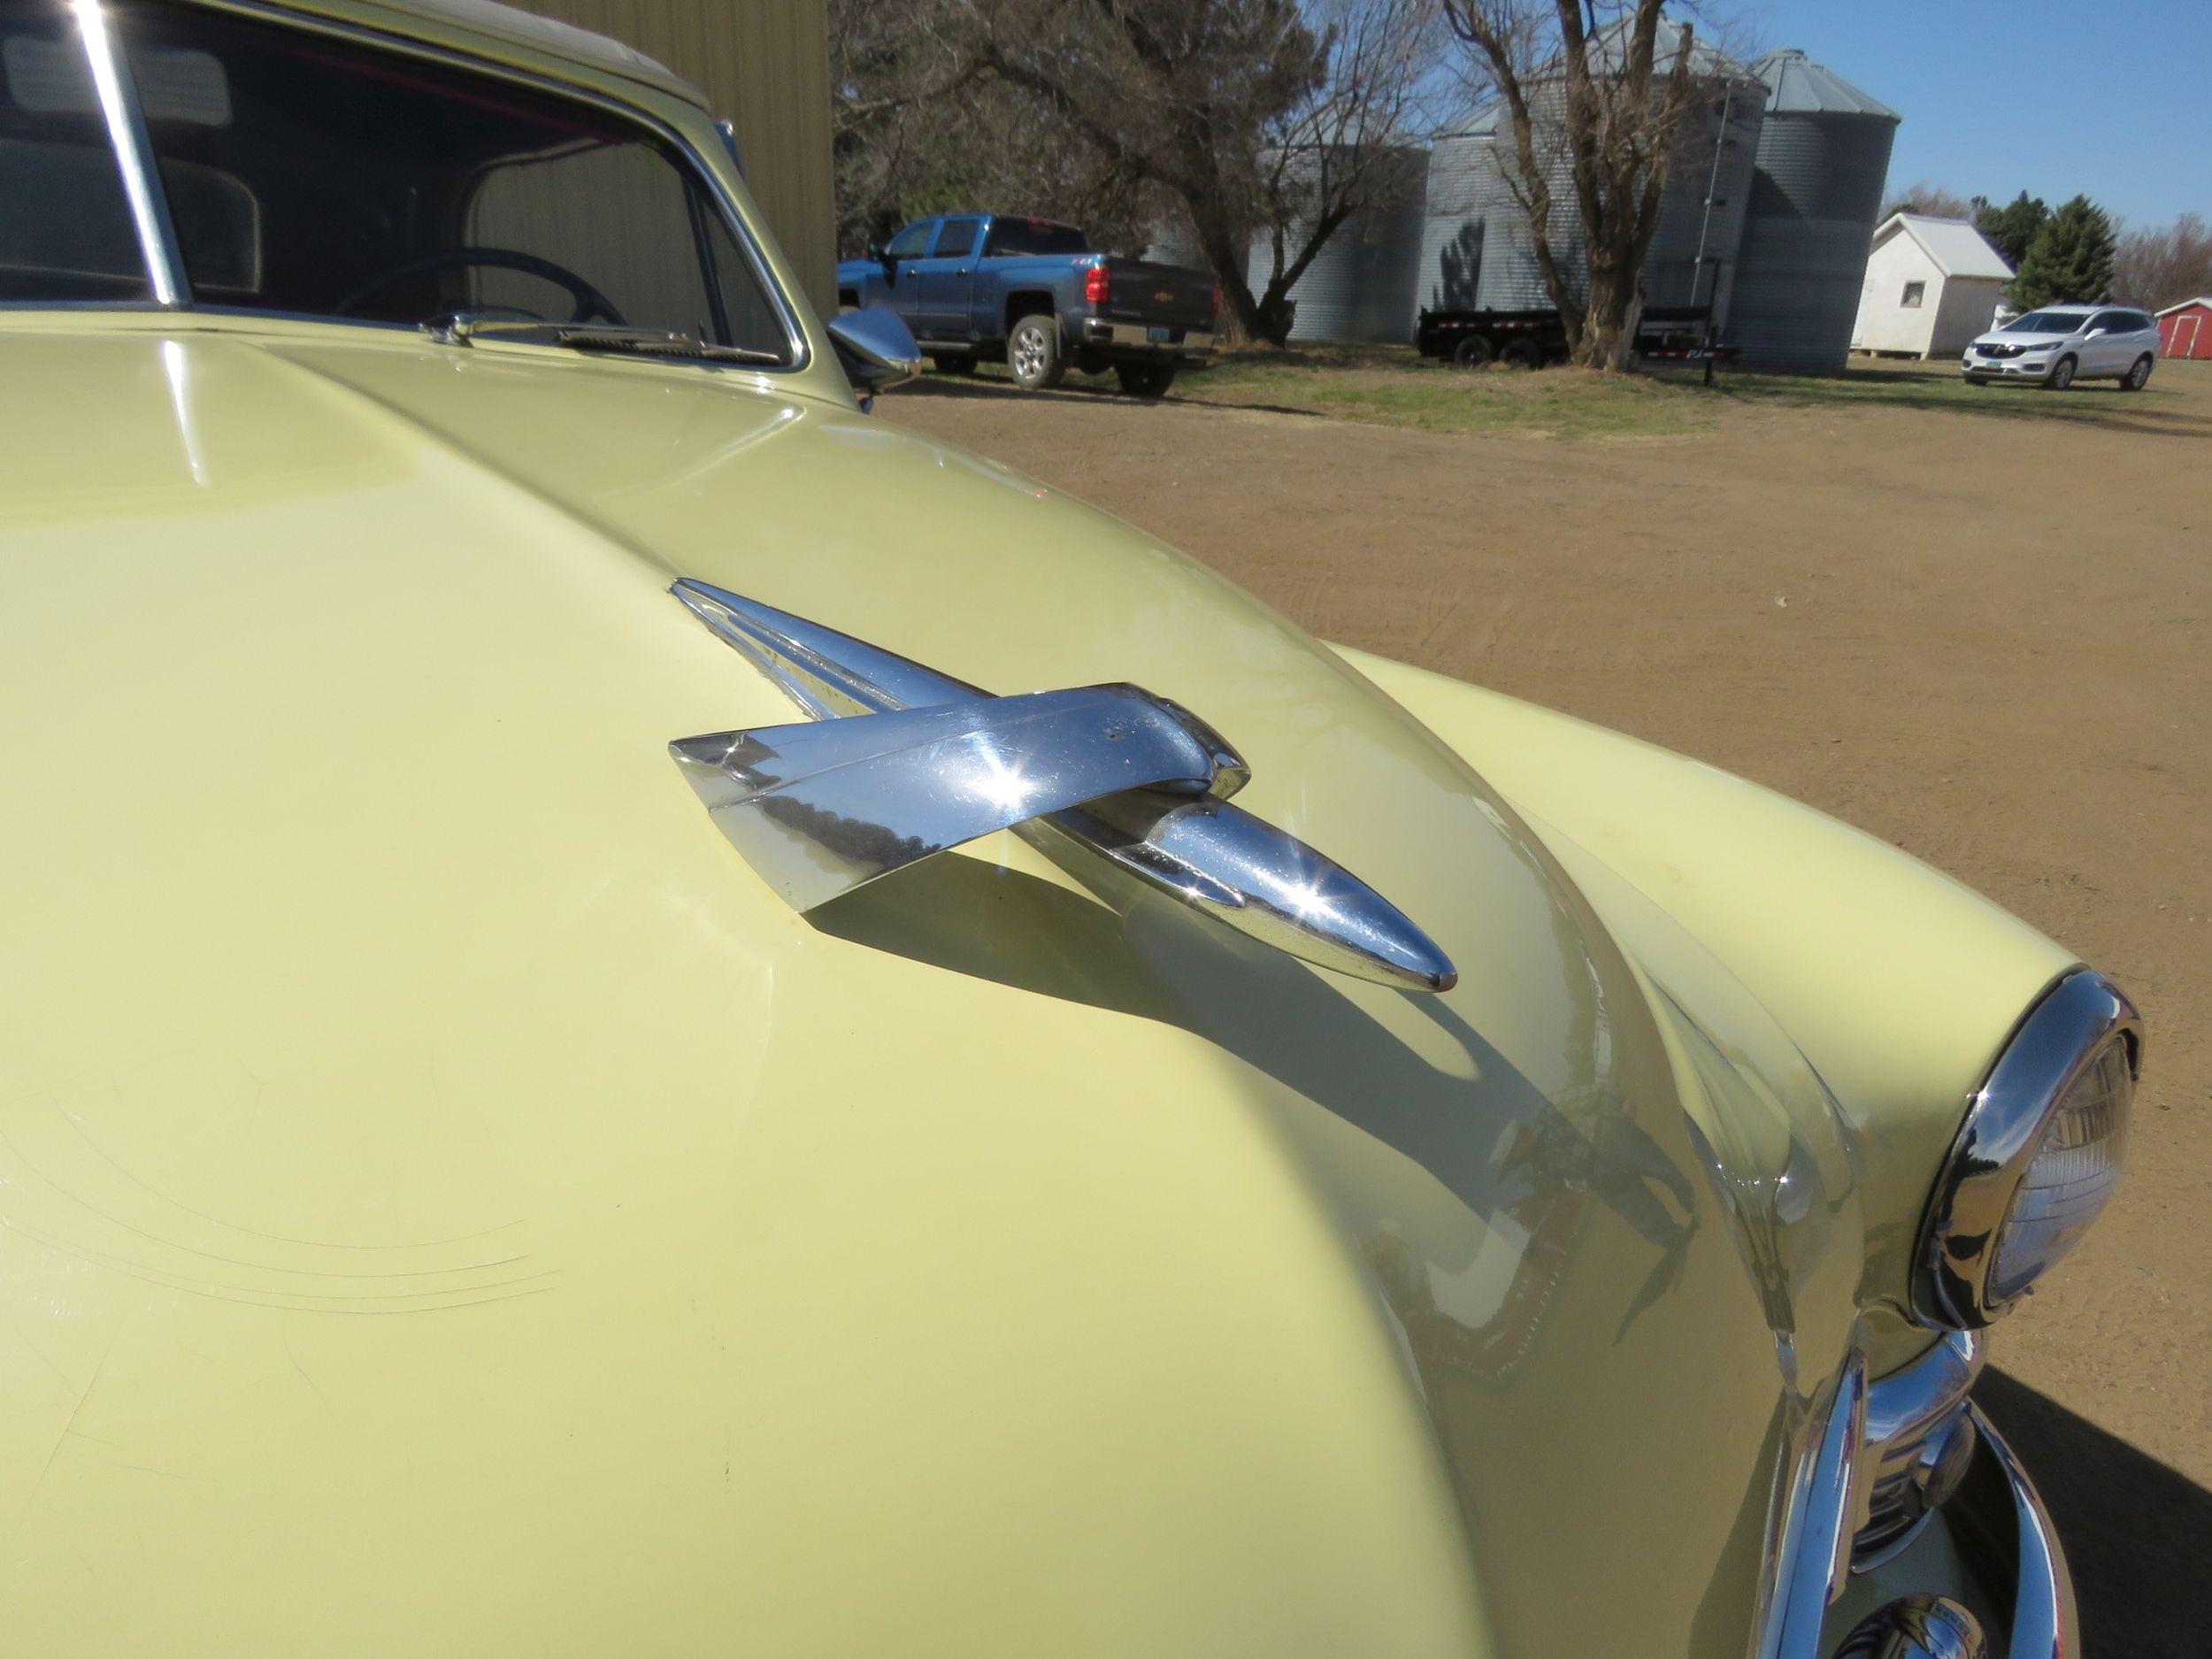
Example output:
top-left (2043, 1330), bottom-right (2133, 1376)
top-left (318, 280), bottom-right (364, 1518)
top-left (881, 358), bottom-right (2212, 1649)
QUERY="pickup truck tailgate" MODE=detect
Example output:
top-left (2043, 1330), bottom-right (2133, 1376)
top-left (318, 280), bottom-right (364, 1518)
top-left (1097, 259), bottom-right (1217, 332)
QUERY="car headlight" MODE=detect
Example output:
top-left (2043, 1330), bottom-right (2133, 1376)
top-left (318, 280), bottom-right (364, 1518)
top-left (1913, 970), bottom-right (2139, 1328)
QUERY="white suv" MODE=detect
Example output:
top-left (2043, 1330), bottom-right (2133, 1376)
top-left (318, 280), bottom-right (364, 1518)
top-left (1962, 305), bottom-right (2161, 389)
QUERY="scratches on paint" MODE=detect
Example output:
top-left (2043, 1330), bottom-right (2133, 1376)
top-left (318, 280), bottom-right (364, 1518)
top-left (0, 1083), bottom-right (551, 1317)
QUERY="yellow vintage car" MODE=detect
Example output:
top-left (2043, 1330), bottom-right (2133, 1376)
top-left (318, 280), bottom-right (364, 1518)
top-left (0, 2), bottom-right (2138, 1655)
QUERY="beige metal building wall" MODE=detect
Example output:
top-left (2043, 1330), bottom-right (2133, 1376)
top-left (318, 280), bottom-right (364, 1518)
top-left (519, 0), bottom-right (836, 315)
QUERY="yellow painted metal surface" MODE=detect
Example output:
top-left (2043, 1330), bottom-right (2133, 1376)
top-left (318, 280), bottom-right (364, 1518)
top-left (1339, 648), bottom-right (2078, 1341)
top-left (0, 12), bottom-right (2080, 1647)
top-left (1, 311), bottom-right (1838, 1656)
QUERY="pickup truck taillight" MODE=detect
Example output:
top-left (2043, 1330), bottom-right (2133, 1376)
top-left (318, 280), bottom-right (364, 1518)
top-left (1084, 263), bottom-right (1110, 306)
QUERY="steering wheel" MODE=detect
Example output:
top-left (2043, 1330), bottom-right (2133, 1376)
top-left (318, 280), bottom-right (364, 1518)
top-left (332, 246), bottom-right (625, 326)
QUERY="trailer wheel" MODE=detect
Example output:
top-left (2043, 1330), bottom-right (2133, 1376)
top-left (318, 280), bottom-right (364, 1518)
top-left (1451, 334), bottom-right (1494, 368)
top-left (1499, 339), bottom-right (1542, 370)
top-left (1115, 361), bottom-right (1179, 398)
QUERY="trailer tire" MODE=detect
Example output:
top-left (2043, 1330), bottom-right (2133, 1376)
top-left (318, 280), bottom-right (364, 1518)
top-left (1115, 361), bottom-right (1178, 398)
top-left (1008, 313), bottom-right (1066, 390)
top-left (1451, 334), bottom-right (1494, 368)
top-left (1499, 338), bottom-right (1542, 370)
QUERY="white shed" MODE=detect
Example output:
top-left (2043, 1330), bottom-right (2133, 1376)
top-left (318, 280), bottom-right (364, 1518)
top-left (1852, 214), bottom-right (2014, 357)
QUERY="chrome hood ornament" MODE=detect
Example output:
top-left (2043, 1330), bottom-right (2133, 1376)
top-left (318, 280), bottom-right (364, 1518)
top-left (668, 580), bottom-right (1456, 993)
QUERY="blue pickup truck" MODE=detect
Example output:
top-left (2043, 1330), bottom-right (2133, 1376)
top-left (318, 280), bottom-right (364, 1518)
top-left (836, 214), bottom-right (1217, 396)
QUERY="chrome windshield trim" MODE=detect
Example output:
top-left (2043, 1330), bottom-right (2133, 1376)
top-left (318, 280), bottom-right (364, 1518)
top-left (72, 0), bottom-right (188, 305)
top-left (50, 0), bottom-right (811, 371)
top-left (1913, 969), bottom-right (2140, 1329)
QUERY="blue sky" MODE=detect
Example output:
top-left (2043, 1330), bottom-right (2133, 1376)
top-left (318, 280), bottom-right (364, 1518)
top-left (1740, 0), bottom-right (2208, 227)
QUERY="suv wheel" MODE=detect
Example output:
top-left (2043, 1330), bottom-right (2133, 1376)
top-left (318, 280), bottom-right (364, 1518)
top-left (1008, 315), bottom-right (1065, 390)
top-left (2121, 354), bottom-right (2154, 392)
top-left (2045, 354), bottom-right (2076, 390)
top-left (1115, 361), bottom-right (1178, 398)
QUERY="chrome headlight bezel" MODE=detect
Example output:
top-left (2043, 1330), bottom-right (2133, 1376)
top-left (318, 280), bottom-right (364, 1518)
top-left (1912, 969), bottom-right (2141, 1330)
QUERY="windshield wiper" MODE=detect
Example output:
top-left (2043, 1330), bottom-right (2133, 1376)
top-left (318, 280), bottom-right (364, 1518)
top-left (423, 312), bottom-right (783, 365)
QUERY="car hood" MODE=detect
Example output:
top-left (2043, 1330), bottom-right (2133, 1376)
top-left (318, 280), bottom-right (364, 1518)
top-left (0, 319), bottom-right (1863, 1657)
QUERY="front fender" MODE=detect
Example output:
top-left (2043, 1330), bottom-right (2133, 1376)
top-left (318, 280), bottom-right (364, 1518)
top-left (1337, 647), bottom-right (2077, 1332)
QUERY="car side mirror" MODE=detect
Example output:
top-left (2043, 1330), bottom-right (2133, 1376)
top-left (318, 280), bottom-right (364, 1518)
top-left (2085, 327), bottom-right (2107, 339)
top-left (826, 305), bottom-right (922, 411)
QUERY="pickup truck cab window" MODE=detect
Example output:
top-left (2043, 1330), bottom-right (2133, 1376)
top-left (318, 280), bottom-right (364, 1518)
top-left (5, 0), bottom-right (794, 359)
top-left (882, 221), bottom-right (932, 261)
top-left (982, 219), bottom-right (1089, 258)
top-left (931, 218), bottom-right (979, 261)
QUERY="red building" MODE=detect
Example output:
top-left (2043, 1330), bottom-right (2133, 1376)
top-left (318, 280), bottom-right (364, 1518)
top-left (2156, 297), bottom-right (2212, 359)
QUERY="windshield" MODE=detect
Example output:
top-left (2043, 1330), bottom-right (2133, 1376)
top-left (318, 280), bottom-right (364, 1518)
top-left (982, 219), bottom-right (1091, 258)
top-left (2002, 311), bottom-right (2090, 334)
top-left (0, 0), bottom-right (793, 359)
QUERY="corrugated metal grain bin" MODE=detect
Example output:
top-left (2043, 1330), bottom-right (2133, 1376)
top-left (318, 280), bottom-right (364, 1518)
top-left (1637, 85), bottom-right (1765, 319)
top-left (1246, 146), bottom-right (1428, 342)
top-left (1415, 132), bottom-right (1493, 313)
top-left (1425, 39), bottom-right (1762, 324)
top-left (1730, 49), bottom-right (1897, 371)
top-left (520, 0), bottom-right (837, 315)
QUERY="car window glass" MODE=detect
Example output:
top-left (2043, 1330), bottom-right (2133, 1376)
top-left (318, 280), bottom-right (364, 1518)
top-left (884, 222), bottom-right (931, 260)
top-left (107, 0), bottom-right (789, 355)
top-left (982, 219), bottom-right (1090, 257)
top-left (0, 0), bottom-right (155, 302)
top-left (2004, 311), bottom-right (2086, 334)
top-left (933, 218), bottom-right (978, 260)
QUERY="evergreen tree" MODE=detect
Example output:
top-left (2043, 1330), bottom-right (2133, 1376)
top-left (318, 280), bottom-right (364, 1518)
top-left (2010, 196), bottom-right (2117, 308)
top-left (1976, 191), bottom-right (2048, 267)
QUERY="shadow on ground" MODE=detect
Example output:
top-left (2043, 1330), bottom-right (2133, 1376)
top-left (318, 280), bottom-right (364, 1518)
top-left (886, 372), bottom-right (1332, 423)
top-left (1977, 1369), bottom-right (2212, 1658)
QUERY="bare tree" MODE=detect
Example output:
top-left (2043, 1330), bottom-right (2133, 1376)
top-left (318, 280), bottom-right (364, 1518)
top-left (1240, 0), bottom-right (1444, 340)
top-left (1880, 180), bottom-right (1976, 221)
top-left (830, 0), bottom-right (1174, 260)
top-left (1438, 0), bottom-right (1709, 368)
top-left (2113, 212), bottom-right (2212, 310)
top-left (956, 0), bottom-right (1317, 342)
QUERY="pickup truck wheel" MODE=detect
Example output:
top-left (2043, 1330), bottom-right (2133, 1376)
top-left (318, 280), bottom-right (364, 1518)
top-left (1115, 362), bottom-right (1178, 398)
top-left (1008, 315), bottom-right (1066, 390)
top-left (929, 355), bottom-right (978, 376)
top-left (1450, 334), bottom-right (1494, 368)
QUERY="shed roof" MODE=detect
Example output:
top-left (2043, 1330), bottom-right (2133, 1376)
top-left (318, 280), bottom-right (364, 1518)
top-left (2154, 296), bottom-right (2212, 315)
top-left (1749, 48), bottom-right (1898, 120)
top-left (1876, 213), bottom-right (2013, 280)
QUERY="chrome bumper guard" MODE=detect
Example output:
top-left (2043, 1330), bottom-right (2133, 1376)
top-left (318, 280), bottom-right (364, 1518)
top-left (1948, 1404), bottom-right (2078, 1659)
top-left (1078, 319), bottom-right (1216, 354)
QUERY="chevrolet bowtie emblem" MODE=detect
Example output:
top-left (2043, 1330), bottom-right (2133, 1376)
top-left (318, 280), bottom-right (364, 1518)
top-left (667, 580), bottom-right (1455, 993)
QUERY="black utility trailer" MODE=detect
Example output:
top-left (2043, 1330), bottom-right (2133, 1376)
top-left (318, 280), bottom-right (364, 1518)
top-left (1414, 303), bottom-right (1734, 370)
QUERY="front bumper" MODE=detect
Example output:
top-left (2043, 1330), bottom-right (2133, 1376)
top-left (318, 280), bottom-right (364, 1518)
top-left (1962, 355), bottom-right (2058, 379)
top-left (1078, 318), bottom-right (1217, 358)
top-left (1825, 1404), bottom-right (2076, 1658)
